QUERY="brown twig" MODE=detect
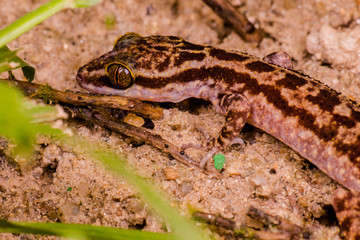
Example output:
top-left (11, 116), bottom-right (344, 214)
top-left (192, 207), bottom-right (312, 239)
top-left (202, 0), bottom-right (263, 43)
top-left (192, 211), bottom-right (236, 230)
top-left (64, 106), bottom-right (216, 172)
top-left (0, 78), bottom-right (163, 120)
top-left (247, 206), bottom-right (311, 239)
top-left (2, 78), bottom-right (220, 175)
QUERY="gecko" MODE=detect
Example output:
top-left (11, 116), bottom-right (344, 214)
top-left (76, 32), bottom-right (360, 195)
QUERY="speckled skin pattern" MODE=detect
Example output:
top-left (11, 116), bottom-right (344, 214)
top-left (332, 189), bottom-right (360, 239)
top-left (77, 33), bottom-right (360, 193)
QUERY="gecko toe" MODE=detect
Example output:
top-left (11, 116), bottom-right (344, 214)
top-left (200, 147), bottom-right (219, 168)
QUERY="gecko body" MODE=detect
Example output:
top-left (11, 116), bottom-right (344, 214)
top-left (77, 33), bottom-right (360, 192)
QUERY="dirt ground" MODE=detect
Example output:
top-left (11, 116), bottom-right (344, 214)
top-left (1, 0), bottom-right (360, 239)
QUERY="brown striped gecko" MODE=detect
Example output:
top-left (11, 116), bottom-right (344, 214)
top-left (76, 32), bottom-right (360, 194)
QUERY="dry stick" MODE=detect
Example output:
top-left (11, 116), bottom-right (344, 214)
top-left (202, 0), bottom-right (263, 43)
top-left (1, 78), bottom-right (163, 120)
top-left (247, 206), bottom-right (311, 239)
top-left (193, 207), bottom-right (311, 239)
top-left (2, 78), bottom-right (218, 175)
top-left (192, 211), bottom-right (236, 230)
top-left (65, 106), bottom-right (218, 175)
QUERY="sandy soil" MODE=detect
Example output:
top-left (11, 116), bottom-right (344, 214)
top-left (1, 0), bottom-right (360, 239)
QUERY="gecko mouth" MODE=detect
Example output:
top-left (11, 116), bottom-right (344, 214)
top-left (75, 70), bottom-right (85, 88)
top-left (76, 64), bottom-right (113, 91)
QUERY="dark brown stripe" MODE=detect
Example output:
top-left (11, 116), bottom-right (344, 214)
top-left (351, 108), bottom-right (360, 122)
top-left (156, 56), bottom-right (171, 72)
top-left (245, 61), bottom-right (275, 73)
top-left (339, 216), bottom-right (354, 235)
top-left (209, 48), bottom-right (249, 62)
top-left (334, 136), bottom-right (360, 167)
top-left (178, 41), bottom-right (205, 51)
top-left (333, 114), bottom-right (356, 128)
top-left (174, 52), bottom-right (206, 67)
top-left (168, 36), bottom-right (181, 41)
top-left (134, 45), bottom-right (148, 53)
top-left (153, 45), bottom-right (169, 51)
top-left (136, 66), bottom-right (359, 164)
top-left (276, 73), bottom-right (307, 90)
top-left (220, 127), bottom-right (232, 139)
top-left (305, 88), bottom-right (341, 112)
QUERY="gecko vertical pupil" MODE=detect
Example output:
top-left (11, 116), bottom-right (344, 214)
top-left (106, 63), bottom-right (134, 89)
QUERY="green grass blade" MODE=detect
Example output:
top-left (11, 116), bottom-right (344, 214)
top-left (0, 0), bottom-right (67, 48)
top-left (0, 220), bottom-right (173, 240)
top-left (0, 83), bottom-right (207, 240)
top-left (72, 0), bottom-right (103, 8)
top-left (0, 0), bottom-right (103, 48)
top-left (60, 135), bottom-right (208, 240)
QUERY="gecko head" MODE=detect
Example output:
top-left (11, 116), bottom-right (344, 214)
top-left (76, 33), bottom-right (196, 102)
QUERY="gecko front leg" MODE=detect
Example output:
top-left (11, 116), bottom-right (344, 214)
top-left (200, 93), bottom-right (250, 168)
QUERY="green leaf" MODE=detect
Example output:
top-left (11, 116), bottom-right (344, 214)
top-left (0, 0), bottom-right (103, 49)
top-left (0, 46), bottom-right (35, 82)
top-left (0, 220), bottom-right (172, 240)
top-left (213, 153), bottom-right (226, 170)
top-left (0, 83), bottom-right (61, 156)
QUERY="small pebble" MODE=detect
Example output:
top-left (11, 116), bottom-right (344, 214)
top-left (124, 113), bottom-right (145, 127)
top-left (181, 181), bottom-right (194, 196)
top-left (170, 124), bottom-right (181, 131)
top-left (164, 167), bottom-right (178, 180)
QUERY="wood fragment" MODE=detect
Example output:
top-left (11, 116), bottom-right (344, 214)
top-left (192, 211), bottom-right (236, 230)
top-left (202, 0), bottom-right (263, 43)
top-left (192, 210), bottom-right (309, 240)
top-left (247, 206), bottom-right (311, 239)
top-left (0, 78), bottom-right (163, 120)
top-left (65, 106), bottom-right (219, 175)
top-left (1, 78), bottom-right (221, 175)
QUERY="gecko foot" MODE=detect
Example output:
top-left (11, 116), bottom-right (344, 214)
top-left (182, 136), bottom-right (245, 169)
top-left (199, 137), bottom-right (245, 168)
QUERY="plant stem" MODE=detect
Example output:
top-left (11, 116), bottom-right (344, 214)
top-left (0, 0), bottom-right (68, 48)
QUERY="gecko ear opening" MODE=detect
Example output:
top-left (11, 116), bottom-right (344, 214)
top-left (105, 62), bottom-right (134, 89)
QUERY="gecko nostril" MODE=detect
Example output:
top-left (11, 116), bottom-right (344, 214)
top-left (75, 71), bottom-right (85, 86)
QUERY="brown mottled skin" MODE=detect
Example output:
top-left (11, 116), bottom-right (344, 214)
top-left (332, 189), bottom-right (360, 239)
top-left (77, 33), bottom-right (360, 193)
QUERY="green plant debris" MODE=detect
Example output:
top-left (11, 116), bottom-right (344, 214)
top-left (105, 13), bottom-right (116, 29)
top-left (234, 227), bottom-right (256, 239)
top-left (0, 83), bottom-right (207, 240)
top-left (0, 46), bottom-right (35, 82)
top-left (213, 153), bottom-right (226, 170)
top-left (66, 187), bottom-right (73, 191)
top-left (36, 84), bottom-right (56, 104)
top-left (0, 83), bottom-right (61, 157)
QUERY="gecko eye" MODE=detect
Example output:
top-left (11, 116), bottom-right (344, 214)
top-left (105, 63), bottom-right (134, 89)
